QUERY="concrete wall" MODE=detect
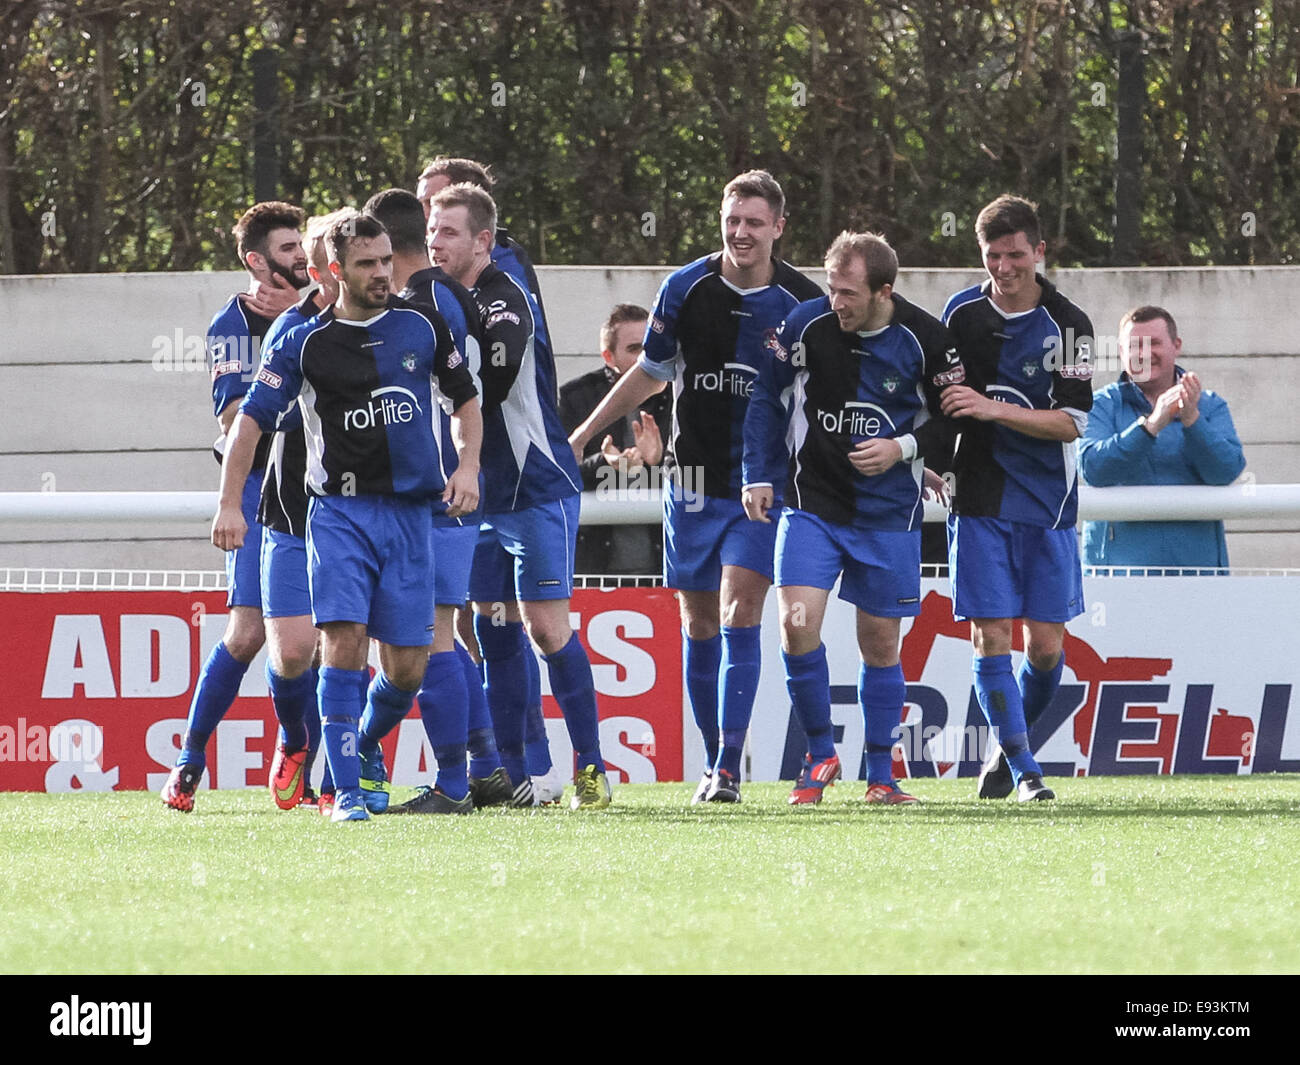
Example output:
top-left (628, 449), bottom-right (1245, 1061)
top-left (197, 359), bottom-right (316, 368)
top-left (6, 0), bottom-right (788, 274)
top-left (1, 267), bottom-right (1297, 570)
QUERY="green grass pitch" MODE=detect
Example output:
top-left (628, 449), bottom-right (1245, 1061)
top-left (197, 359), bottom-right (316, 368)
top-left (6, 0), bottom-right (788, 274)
top-left (3, 775), bottom-right (1297, 975)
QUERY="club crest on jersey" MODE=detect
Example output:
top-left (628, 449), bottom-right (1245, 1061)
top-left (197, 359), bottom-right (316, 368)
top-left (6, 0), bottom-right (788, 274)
top-left (401, 352), bottom-right (416, 373)
top-left (1021, 359), bottom-right (1040, 378)
top-left (881, 373), bottom-right (901, 394)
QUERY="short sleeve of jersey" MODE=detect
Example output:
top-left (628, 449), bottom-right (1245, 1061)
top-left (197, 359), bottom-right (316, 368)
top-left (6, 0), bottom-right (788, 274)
top-left (239, 324), bottom-right (308, 433)
top-left (208, 298), bottom-right (257, 418)
top-left (1047, 298), bottom-right (1095, 415)
top-left (742, 306), bottom-right (806, 488)
top-left (426, 309), bottom-right (478, 411)
top-left (639, 271), bottom-right (684, 382)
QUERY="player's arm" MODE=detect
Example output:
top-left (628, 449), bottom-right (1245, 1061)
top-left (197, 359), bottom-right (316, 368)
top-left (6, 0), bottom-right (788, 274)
top-left (568, 364), bottom-right (666, 462)
top-left (432, 315), bottom-right (483, 517)
top-left (476, 287), bottom-right (534, 409)
top-left (940, 387), bottom-right (1080, 440)
top-left (572, 274), bottom-right (680, 461)
top-left (212, 413), bottom-right (265, 550)
top-left (213, 336), bottom-right (303, 548)
top-left (741, 322), bottom-right (797, 522)
top-left (217, 399), bottom-right (240, 436)
top-left (445, 396), bottom-right (483, 517)
top-left (853, 322), bottom-right (961, 477)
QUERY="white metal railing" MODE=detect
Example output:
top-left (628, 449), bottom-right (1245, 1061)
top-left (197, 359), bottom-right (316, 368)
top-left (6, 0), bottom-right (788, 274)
top-left (1, 484), bottom-right (1298, 526)
top-left (0, 569), bottom-right (227, 592)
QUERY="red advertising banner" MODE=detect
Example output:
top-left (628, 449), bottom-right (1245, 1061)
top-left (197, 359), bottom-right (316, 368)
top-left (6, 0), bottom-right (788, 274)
top-left (0, 588), bottom-right (683, 792)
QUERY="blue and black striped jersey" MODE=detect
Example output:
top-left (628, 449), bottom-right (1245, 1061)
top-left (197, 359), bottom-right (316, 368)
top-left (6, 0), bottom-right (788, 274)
top-left (401, 265), bottom-right (485, 526)
top-left (255, 294), bottom-right (320, 537)
top-left (942, 276), bottom-right (1094, 528)
top-left (240, 295), bottom-right (477, 507)
top-left (640, 253), bottom-right (823, 500)
top-left (471, 262), bottom-right (581, 513)
top-left (208, 293), bottom-right (275, 473)
top-left (745, 294), bottom-right (958, 531)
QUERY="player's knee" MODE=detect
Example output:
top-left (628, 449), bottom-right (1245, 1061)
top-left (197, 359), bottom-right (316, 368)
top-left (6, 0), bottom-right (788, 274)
top-left (681, 615), bottom-right (720, 641)
top-left (525, 620), bottom-right (570, 657)
top-left (780, 622), bottom-right (819, 656)
top-left (970, 619), bottom-right (1013, 658)
top-left (720, 595), bottom-right (763, 629)
top-left (388, 661), bottom-right (426, 691)
top-left (269, 644), bottom-right (314, 678)
top-left (223, 619), bottom-right (265, 663)
top-left (1026, 644), bottom-right (1063, 672)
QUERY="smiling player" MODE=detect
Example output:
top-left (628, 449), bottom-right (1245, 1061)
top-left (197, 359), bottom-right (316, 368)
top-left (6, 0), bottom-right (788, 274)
top-left (941, 194), bottom-right (1094, 803)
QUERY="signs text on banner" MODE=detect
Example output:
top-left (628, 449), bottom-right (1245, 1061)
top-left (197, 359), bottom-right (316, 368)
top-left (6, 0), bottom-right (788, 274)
top-left (0, 588), bottom-right (683, 791)
top-left (729, 576), bottom-right (1300, 783)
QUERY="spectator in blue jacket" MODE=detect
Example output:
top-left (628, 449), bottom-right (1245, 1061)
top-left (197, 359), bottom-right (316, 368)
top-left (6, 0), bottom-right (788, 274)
top-left (1078, 306), bottom-right (1246, 571)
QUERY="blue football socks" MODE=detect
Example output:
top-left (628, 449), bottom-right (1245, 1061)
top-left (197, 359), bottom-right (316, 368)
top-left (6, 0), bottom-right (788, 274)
top-left (318, 666), bottom-right (369, 792)
top-left (359, 671), bottom-right (416, 762)
top-left (476, 615), bottom-right (529, 787)
top-left (302, 666), bottom-right (322, 789)
top-left (267, 665), bottom-right (313, 750)
top-left (460, 644), bottom-right (502, 779)
top-left (1018, 652), bottom-right (1064, 729)
top-left (522, 633), bottom-right (554, 775)
top-left (685, 632), bottom-right (722, 767)
top-left (783, 644), bottom-right (836, 760)
top-left (418, 650), bottom-right (469, 801)
top-left (973, 654), bottom-right (1041, 783)
top-left (715, 624), bottom-right (761, 778)
top-left (543, 632), bottom-right (604, 773)
top-left (861, 662), bottom-right (906, 785)
top-left (177, 641), bottom-right (249, 769)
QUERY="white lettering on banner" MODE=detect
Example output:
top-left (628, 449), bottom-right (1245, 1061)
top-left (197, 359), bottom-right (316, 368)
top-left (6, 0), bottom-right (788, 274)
top-left (43, 719), bottom-right (118, 792)
top-left (214, 719), bottom-right (262, 789)
top-left (119, 615), bottom-right (191, 698)
top-left (41, 615), bottom-right (117, 698)
top-left (599, 716), bottom-right (658, 783)
top-left (145, 718), bottom-right (204, 792)
top-left (585, 610), bottom-right (657, 697)
top-left (539, 717), bottom-right (658, 784)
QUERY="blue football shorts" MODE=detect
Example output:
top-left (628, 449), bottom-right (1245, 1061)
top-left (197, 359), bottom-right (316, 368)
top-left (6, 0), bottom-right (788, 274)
top-left (947, 514), bottom-right (1085, 623)
top-left (776, 508), bottom-right (922, 617)
top-left (664, 491), bottom-right (777, 591)
top-left (259, 526), bottom-right (311, 619)
top-left (468, 495), bottom-right (579, 604)
top-left (306, 494), bottom-right (435, 647)
top-left (433, 519), bottom-right (480, 607)
top-left (226, 469), bottom-right (266, 609)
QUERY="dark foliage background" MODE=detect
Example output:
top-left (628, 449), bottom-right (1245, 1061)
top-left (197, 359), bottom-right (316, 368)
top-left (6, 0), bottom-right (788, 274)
top-left (3, 0), bottom-right (1297, 272)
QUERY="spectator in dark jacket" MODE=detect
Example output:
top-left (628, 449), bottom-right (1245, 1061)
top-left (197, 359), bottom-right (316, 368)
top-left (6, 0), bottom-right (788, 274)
top-left (559, 303), bottom-right (671, 575)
